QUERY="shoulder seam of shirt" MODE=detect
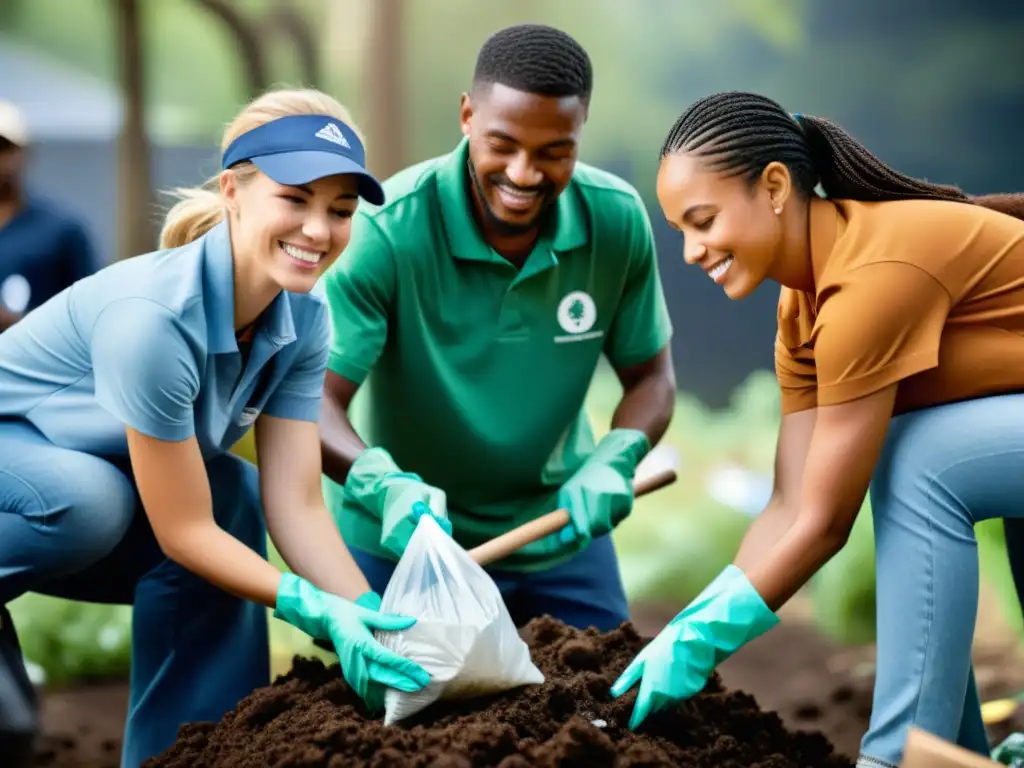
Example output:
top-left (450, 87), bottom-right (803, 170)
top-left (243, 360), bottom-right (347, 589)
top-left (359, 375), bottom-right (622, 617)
top-left (352, 215), bottom-right (400, 287)
top-left (89, 295), bottom-right (198, 338)
top-left (571, 171), bottom-right (644, 203)
top-left (843, 260), bottom-right (953, 302)
top-left (362, 160), bottom-right (443, 221)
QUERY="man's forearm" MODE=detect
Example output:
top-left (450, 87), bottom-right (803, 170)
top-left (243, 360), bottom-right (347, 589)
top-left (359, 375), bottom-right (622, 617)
top-left (319, 395), bottom-right (368, 485)
top-left (610, 369), bottom-right (675, 447)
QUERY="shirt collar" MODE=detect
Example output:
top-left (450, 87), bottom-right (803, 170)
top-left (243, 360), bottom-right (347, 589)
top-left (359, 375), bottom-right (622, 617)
top-left (201, 220), bottom-right (297, 354)
top-left (435, 137), bottom-right (589, 265)
top-left (808, 196), bottom-right (846, 284)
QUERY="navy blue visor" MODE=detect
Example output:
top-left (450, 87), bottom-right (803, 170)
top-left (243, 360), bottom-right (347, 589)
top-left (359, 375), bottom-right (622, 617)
top-left (221, 114), bottom-right (384, 205)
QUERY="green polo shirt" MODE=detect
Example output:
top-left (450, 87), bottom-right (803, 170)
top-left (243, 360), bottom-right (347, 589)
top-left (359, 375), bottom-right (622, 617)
top-left (321, 138), bottom-right (672, 572)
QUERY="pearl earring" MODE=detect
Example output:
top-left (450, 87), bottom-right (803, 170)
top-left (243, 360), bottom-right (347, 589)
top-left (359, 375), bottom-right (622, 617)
top-left (774, 206), bottom-right (783, 215)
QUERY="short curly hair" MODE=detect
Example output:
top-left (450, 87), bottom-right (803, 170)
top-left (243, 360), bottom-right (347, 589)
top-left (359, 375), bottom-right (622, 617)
top-left (472, 23), bottom-right (593, 101)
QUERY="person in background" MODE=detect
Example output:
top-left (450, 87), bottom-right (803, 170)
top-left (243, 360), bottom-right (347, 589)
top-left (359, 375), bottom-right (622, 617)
top-left (611, 90), bottom-right (1024, 768)
top-left (0, 100), bottom-right (98, 331)
top-left (0, 88), bottom-right (429, 768)
top-left (318, 23), bottom-right (676, 632)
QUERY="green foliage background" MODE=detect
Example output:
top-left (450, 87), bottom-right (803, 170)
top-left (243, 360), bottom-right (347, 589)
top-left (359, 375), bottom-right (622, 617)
top-left (5, 0), bottom-right (1023, 198)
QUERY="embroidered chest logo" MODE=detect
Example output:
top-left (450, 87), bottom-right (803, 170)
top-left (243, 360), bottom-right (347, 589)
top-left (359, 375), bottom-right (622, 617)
top-left (555, 290), bottom-right (602, 343)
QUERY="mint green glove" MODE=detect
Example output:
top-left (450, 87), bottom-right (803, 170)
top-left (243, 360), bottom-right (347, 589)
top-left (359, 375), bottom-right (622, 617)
top-left (344, 447), bottom-right (452, 558)
top-left (610, 565), bottom-right (778, 730)
top-left (274, 573), bottom-right (430, 711)
top-left (993, 733), bottom-right (1024, 765)
top-left (554, 429), bottom-right (651, 549)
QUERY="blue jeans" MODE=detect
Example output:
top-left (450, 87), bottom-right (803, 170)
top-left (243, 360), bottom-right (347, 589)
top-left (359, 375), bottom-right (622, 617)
top-left (351, 533), bottom-right (630, 632)
top-left (858, 393), bottom-right (1024, 767)
top-left (0, 419), bottom-right (269, 768)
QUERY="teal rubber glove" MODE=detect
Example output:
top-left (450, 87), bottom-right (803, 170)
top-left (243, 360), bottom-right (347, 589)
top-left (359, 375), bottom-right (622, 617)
top-left (344, 447), bottom-right (452, 558)
top-left (273, 573), bottom-right (431, 711)
top-left (993, 732), bottom-right (1024, 766)
top-left (610, 565), bottom-right (779, 730)
top-left (554, 429), bottom-right (651, 549)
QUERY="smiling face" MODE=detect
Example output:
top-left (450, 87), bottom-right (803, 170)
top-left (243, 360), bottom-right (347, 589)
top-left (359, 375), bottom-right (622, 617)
top-left (222, 168), bottom-right (359, 295)
top-left (460, 82), bottom-right (586, 238)
top-left (656, 152), bottom-right (793, 300)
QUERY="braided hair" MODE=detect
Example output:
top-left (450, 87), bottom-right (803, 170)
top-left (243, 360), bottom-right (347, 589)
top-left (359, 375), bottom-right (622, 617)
top-left (472, 24), bottom-right (593, 102)
top-left (661, 92), bottom-right (1024, 223)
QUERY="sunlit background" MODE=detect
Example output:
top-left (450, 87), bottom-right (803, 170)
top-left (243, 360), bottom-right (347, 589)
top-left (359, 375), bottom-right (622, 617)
top-left (4, 0), bottom-right (1024, 758)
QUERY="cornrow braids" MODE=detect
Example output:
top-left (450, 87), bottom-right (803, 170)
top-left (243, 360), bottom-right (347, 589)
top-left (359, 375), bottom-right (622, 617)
top-left (473, 24), bottom-right (593, 101)
top-left (661, 91), bottom-right (970, 204)
top-left (796, 113), bottom-right (969, 202)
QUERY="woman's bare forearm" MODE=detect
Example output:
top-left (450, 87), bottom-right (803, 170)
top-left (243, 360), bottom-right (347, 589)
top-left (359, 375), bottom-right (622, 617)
top-left (267, 502), bottom-right (371, 602)
top-left (164, 522), bottom-right (283, 607)
top-left (732, 495), bottom-right (793, 571)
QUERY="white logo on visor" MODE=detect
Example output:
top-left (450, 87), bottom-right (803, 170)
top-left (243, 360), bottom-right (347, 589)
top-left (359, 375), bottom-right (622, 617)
top-left (315, 122), bottom-right (351, 149)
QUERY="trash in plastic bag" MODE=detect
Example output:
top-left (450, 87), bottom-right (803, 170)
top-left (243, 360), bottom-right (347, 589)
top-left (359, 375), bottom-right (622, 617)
top-left (375, 514), bottom-right (544, 725)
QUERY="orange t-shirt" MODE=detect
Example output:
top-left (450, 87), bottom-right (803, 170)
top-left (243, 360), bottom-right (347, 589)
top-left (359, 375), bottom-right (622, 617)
top-left (776, 197), bottom-right (1024, 415)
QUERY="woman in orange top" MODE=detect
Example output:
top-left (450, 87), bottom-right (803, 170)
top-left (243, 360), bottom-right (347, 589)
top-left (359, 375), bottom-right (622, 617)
top-left (610, 91), bottom-right (1024, 768)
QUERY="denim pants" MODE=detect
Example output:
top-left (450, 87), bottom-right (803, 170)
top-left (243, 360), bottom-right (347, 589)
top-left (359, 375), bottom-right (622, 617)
top-left (857, 393), bottom-right (1024, 767)
top-left (0, 419), bottom-right (269, 768)
top-left (351, 533), bottom-right (630, 632)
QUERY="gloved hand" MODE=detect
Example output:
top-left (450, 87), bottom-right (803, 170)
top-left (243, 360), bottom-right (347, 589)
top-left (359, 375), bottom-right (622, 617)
top-left (993, 733), bottom-right (1024, 766)
top-left (610, 565), bottom-right (778, 730)
top-left (274, 573), bottom-right (431, 711)
top-left (553, 428), bottom-right (651, 550)
top-left (344, 447), bottom-right (452, 558)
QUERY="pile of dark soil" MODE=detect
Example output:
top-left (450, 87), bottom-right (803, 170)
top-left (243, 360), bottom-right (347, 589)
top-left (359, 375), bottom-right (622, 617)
top-left (145, 616), bottom-right (850, 768)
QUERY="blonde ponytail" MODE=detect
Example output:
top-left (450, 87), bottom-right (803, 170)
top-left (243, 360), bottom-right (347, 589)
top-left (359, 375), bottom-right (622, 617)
top-left (158, 87), bottom-right (365, 250)
top-left (159, 176), bottom-right (224, 250)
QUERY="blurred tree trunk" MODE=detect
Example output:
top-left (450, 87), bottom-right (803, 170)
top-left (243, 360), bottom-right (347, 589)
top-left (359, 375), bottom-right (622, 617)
top-left (113, 0), bottom-right (155, 259)
top-left (0, 0), bottom-right (17, 27)
top-left (194, 0), bottom-right (269, 99)
top-left (269, 5), bottom-right (321, 87)
top-left (365, 0), bottom-right (406, 178)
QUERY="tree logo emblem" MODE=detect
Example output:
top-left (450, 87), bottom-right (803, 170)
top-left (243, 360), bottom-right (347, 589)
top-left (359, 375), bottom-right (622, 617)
top-left (556, 290), bottom-right (597, 335)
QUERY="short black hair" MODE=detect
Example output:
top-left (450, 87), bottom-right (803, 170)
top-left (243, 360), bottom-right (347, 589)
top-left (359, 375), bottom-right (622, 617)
top-left (660, 91), bottom-right (968, 203)
top-left (472, 24), bottom-right (592, 101)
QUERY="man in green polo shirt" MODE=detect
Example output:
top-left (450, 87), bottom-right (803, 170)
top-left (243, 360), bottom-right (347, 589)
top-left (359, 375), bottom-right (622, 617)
top-left (318, 23), bottom-right (675, 631)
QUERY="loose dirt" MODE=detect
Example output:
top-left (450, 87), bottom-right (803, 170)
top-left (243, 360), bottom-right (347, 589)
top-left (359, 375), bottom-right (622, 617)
top-left (143, 616), bottom-right (850, 768)
top-left (33, 596), bottom-right (1024, 766)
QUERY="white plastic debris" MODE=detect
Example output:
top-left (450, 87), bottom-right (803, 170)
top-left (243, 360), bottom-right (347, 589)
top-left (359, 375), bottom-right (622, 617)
top-left (376, 515), bottom-right (544, 725)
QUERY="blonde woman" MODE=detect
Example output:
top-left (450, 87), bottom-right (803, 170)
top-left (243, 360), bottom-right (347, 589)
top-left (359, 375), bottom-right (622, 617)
top-left (0, 88), bottom-right (429, 767)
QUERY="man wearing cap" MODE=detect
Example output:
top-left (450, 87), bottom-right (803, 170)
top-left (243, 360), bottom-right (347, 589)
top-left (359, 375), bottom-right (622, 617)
top-left (0, 100), bottom-right (99, 331)
top-left (319, 25), bottom-right (675, 631)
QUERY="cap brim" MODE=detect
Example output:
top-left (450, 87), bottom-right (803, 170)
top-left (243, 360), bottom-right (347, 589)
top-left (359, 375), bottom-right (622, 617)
top-left (253, 151), bottom-right (385, 205)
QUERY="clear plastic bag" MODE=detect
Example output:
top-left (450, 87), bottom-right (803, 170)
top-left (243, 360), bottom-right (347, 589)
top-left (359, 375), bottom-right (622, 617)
top-left (376, 515), bottom-right (544, 725)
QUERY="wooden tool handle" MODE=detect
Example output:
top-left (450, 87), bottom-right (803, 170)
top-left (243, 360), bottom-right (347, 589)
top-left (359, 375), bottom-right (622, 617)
top-left (467, 466), bottom-right (677, 567)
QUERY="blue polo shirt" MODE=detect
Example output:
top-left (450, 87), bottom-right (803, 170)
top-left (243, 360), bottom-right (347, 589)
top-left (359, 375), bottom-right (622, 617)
top-left (0, 221), bottom-right (329, 459)
top-left (0, 196), bottom-right (99, 313)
